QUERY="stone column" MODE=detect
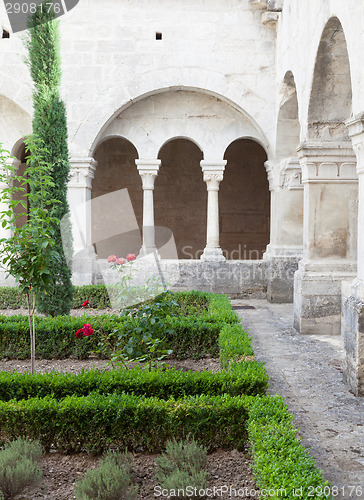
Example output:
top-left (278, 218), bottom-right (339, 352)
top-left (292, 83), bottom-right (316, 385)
top-left (200, 161), bottom-right (226, 262)
top-left (68, 157), bottom-right (97, 285)
top-left (342, 113), bottom-right (364, 395)
top-left (0, 158), bottom-right (21, 285)
top-left (264, 158), bottom-right (303, 302)
top-left (136, 159), bottom-right (161, 256)
top-left (293, 142), bottom-right (358, 335)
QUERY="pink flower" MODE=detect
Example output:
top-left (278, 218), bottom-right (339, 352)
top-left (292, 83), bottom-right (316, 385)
top-left (116, 257), bottom-right (126, 265)
top-left (75, 328), bottom-right (83, 339)
top-left (107, 255), bottom-right (117, 263)
top-left (82, 324), bottom-right (94, 337)
top-left (126, 253), bottom-right (136, 262)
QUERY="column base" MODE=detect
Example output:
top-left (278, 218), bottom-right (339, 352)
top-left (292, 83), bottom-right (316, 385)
top-left (293, 260), bottom-right (357, 335)
top-left (264, 246), bottom-right (303, 303)
top-left (200, 247), bottom-right (226, 262)
top-left (342, 279), bottom-right (364, 396)
top-left (139, 245), bottom-right (160, 259)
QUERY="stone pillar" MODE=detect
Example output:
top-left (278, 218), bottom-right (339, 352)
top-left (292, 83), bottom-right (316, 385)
top-left (342, 113), bottom-right (364, 395)
top-left (200, 160), bottom-right (226, 262)
top-left (0, 158), bottom-right (21, 285)
top-left (68, 157), bottom-right (97, 285)
top-left (264, 158), bottom-right (303, 302)
top-left (294, 142), bottom-right (358, 335)
top-left (136, 159), bottom-right (161, 256)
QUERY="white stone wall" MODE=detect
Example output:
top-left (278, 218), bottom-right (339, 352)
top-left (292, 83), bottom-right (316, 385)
top-left (0, 0), bottom-right (277, 157)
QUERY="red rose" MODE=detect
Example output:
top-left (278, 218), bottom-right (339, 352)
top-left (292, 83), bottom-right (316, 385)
top-left (75, 328), bottom-right (83, 339)
top-left (82, 300), bottom-right (89, 307)
top-left (82, 324), bottom-right (94, 337)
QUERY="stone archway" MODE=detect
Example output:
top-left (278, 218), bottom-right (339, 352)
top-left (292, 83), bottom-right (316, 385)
top-left (155, 138), bottom-right (205, 259)
top-left (92, 137), bottom-right (142, 259)
top-left (307, 17), bottom-right (352, 141)
top-left (277, 71), bottom-right (300, 159)
top-left (220, 139), bottom-right (269, 260)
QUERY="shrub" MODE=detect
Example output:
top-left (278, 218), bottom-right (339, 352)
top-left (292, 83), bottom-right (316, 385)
top-left (0, 288), bottom-right (25, 309)
top-left (73, 285), bottom-right (111, 309)
top-left (0, 438), bottom-right (43, 500)
top-left (219, 323), bottom-right (254, 369)
top-left (0, 363), bottom-right (268, 402)
top-left (75, 451), bottom-right (137, 500)
top-left (247, 396), bottom-right (332, 499)
top-left (155, 438), bottom-right (208, 499)
top-left (0, 393), bottom-right (251, 453)
top-left (0, 312), bottom-right (222, 360)
top-left (0, 314), bottom-right (123, 359)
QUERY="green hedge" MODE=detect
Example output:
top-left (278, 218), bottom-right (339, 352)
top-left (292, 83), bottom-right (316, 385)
top-left (0, 286), bottom-right (212, 311)
top-left (0, 314), bottom-right (121, 360)
top-left (247, 396), bottom-right (332, 499)
top-left (0, 362), bottom-right (268, 401)
top-left (0, 308), bottom-right (223, 360)
top-left (0, 393), bottom-right (251, 453)
top-left (219, 323), bottom-right (255, 369)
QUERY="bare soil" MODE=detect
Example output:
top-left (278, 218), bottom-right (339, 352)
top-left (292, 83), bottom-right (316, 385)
top-left (16, 448), bottom-right (257, 499)
top-left (0, 308), bottom-right (258, 499)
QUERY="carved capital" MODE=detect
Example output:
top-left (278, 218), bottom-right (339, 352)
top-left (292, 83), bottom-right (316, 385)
top-left (265, 158), bottom-right (302, 191)
top-left (136, 159), bottom-right (161, 190)
top-left (201, 160), bottom-right (226, 191)
top-left (69, 157), bottom-right (97, 189)
top-left (346, 113), bottom-right (364, 174)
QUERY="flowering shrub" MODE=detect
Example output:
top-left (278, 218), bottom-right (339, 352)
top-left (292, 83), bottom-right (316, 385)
top-left (107, 253), bottom-right (139, 309)
top-left (75, 324), bottom-right (94, 339)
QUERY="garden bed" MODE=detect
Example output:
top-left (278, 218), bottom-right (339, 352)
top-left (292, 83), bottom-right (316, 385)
top-left (0, 289), bottom-right (332, 499)
top-left (17, 448), bottom-right (258, 500)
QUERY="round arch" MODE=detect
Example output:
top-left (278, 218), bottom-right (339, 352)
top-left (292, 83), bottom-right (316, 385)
top-left (276, 71), bottom-right (300, 158)
top-left (307, 17), bottom-right (352, 141)
top-left (155, 138), bottom-right (205, 259)
top-left (95, 89), bottom-right (268, 160)
top-left (220, 138), bottom-right (270, 260)
top-left (92, 137), bottom-right (142, 259)
top-left (69, 78), bottom-right (272, 158)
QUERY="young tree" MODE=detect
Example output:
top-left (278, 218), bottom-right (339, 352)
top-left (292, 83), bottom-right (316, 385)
top-left (26, 2), bottom-right (73, 316)
top-left (0, 138), bottom-right (61, 374)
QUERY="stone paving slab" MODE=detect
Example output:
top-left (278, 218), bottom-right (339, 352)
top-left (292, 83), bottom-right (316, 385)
top-left (232, 299), bottom-right (364, 500)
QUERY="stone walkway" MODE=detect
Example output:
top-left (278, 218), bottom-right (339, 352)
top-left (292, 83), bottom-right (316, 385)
top-left (232, 299), bottom-right (364, 500)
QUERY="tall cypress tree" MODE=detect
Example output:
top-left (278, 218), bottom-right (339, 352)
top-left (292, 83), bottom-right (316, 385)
top-left (26, 5), bottom-right (73, 316)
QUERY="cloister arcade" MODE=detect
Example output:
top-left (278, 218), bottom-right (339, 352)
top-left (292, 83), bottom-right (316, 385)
top-left (0, 0), bottom-right (364, 395)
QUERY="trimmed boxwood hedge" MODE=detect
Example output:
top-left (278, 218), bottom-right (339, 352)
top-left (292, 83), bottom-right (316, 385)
top-left (0, 314), bottom-right (222, 360)
top-left (0, 362), bottom-right (268, 401)
top-left (0, 393), bottom-right (251, 453)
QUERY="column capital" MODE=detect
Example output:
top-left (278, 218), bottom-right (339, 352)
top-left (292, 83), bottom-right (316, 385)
top-left (136, 159), bottom-right (161, 190)
top-left (265, 158), bottom-right (302, 191)
top-left (69, 157), bottom-right (97, 189)
top-left (345, 113), bottom-right (364, 174)
top-left (201, 160), bottom-right (226, 190)
top-left (297, 141), bottom-right (357, 183)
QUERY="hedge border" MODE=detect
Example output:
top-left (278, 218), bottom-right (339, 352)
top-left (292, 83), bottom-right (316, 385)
top-left (0, 290), bottom-right (332, 498)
